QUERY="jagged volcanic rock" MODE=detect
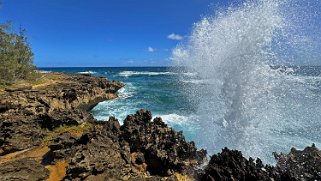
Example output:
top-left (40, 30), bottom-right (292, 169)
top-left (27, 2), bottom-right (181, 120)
top-left (274, 144), bottom-right (321, 180)
top-left (120, 109), bottom-right (207, 177)
top-left (199, 148), bottom-right (288, 181)
top-left (62, 110), bottom-right (206, 180)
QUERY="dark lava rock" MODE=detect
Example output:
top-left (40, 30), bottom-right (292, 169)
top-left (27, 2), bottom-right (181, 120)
top-left (200, 148), bottom-right (274, 181)
top-left (0, 158), bottom-right (49, 181)
top-left (64, 124), bottom-right (130, 180)
top-left (200, 147), bottom-right (317, 181)
top-left (121, 109), bottom-right (207, 177)
top-left (62, 110), bottom-right (206, 180)
top-left (0, 117), bottom-right (43, 156)
top-left (46, 132), bottom-right (79, 163)
top-left (274, 144), bottom-right (321, 180)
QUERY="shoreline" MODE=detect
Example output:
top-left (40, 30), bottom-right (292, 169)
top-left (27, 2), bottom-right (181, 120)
top-left (0, 72), bottom-right (320, 180)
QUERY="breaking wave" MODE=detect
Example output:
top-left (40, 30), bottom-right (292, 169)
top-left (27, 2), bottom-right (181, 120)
top-left (173, 0), bottom-right (321, 163)
top-left (119, 71), bottom-right (176, 77)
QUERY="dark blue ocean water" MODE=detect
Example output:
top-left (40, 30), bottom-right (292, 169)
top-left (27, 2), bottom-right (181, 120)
top-left (39, 66), bottom-right (321, 163)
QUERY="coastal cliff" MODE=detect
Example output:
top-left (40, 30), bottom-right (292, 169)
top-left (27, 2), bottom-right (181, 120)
top-left (0, 73), bottom-right (320, 181)
top-left (0, 73), bottom-right (123, 157)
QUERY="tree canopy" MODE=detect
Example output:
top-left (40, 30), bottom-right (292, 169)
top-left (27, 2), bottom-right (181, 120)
top-left (0, 23), bottom-right (35, 85)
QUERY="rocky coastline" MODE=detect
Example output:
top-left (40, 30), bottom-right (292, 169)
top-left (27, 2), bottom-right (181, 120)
top-left (0, 73), bottom-right (320, 181)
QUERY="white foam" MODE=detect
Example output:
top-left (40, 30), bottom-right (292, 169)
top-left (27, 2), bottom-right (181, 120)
top-left (117, 83), bottom-right (137, 99)
top-left (182, 79), bottom-right (210, 84)
top-left (154, 114), bottom-right (189, 125)
top-left (37, 70), bottom-right (52, 73)
top-left (78, 71), bottom-right (97, 74)
top-left (119, 71), bottom-right (177, 77)
top-left (182, 72), bottom-right (198, 77)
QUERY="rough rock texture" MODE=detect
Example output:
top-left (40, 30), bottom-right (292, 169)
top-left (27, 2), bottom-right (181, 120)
top-left (200, 148), bottom-right (285, 181)
top-left (64, 124), bottom-right (129, 180)
top-left (201, 145), bottom-right (321, 181)
top-left (274, 144), bottom-right (321, 180)
top-left (61, 110), bottom-right (206, 180)
top-left (201, 148), bottom-right (267, 181)
top-left (0, 73), bottom-right (123, 156)
top-left (0, 158), bottom-right (49, 181)
top-left (121, 110), bottom-right (207, 177)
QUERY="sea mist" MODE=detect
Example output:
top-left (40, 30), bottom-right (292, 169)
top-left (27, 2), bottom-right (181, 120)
top-left (173, 0), bottom-right (321, 163)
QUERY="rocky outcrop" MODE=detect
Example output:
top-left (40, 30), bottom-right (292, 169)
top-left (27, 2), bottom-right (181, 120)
top-left (274, 144), bottom-right (321, 180)
top-left (58, 110), bottom-right (205, 180)
top-left (200, 148), bottom-right (285, 181)
top-left (120, 110), bottom-right (206, 177)
top-left (0, 73), bottom-right (123, 116)
top-left (200, 148), bottom-right (269, 180)
top-left (200, 145), bottom-right (321, 181)
top-left (46, 109), bottom-right (321, 181)
top-left (0, 73), bottom-right (123, 156)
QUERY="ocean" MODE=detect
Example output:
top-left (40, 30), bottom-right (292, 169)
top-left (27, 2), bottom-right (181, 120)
top-left (39, 67), bottom-right (198, 137)
top-left (39, 66), bottom-right (321, 164)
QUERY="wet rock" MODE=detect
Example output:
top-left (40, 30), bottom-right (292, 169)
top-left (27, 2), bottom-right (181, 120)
top-left (121, 109), bottom-right (207, 177)
top-left (200, 148), bottom-right (297, 181)
top-left (201, 148), bottom-right (275, 181)
top-left (274, 144), bottom-right (321, 180)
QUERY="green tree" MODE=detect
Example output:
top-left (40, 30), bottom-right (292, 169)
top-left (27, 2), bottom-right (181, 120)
top-left (0, 23), bottom-right (35, 85)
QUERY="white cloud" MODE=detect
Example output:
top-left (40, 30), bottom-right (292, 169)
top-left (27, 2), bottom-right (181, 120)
top-left (127, 60), bottom-right (135, 64)
top-left (167, 33), bottom-right (183, 40)
top-left (148, 47), bottom-right (156, 52)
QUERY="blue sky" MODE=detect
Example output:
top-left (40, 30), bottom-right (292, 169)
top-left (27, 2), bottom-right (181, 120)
top-left (1, 0), bottom-right (320, 67)
top-left (0, 0), bottom-right (224, 67)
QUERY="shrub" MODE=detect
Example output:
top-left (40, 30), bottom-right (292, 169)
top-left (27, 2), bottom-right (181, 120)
top-left (0, 23), bottom-right (35, 85)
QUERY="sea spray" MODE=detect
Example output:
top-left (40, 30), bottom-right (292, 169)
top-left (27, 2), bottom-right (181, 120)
top-left (173, 0), bottom-right (321, 163)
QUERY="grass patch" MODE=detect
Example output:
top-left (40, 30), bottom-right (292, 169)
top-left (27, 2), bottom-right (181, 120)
top-left (42, 123), bottom-right (92, 144)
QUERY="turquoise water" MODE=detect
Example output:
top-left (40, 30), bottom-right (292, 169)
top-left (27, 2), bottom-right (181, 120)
top-left (39, 66), bottom-right (321, 163)
top-left (39, 67), bottom-right (199, 140)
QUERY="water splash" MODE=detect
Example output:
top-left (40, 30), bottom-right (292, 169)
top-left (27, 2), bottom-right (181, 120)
top-left (173, 0), bottom-right (321, 163)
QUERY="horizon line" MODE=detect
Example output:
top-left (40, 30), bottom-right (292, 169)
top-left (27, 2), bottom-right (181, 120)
top-left (37, 65), bottom-right (179, 68)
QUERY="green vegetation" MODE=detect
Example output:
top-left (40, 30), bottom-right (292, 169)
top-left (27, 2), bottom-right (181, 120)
top-left (0, 23), bottom-right (36, 85)
top-left (42, 123), bottom-right (93, 144)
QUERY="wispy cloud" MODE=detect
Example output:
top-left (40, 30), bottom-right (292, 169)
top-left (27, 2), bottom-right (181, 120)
top-left (148, 47), bottom-right (156, 52)
top-left (167, 33), bottom-right (183, 40)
